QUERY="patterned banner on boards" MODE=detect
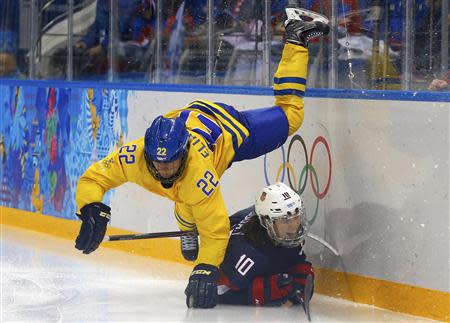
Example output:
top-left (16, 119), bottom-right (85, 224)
top-left (0, 85), bottom-right (129, 219)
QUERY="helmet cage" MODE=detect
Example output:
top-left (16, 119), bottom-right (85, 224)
top-left (259, 204), bottom-right (308, 248)
top-left (144, 143), bottom-right (189, 188)
top-left (144, 116), bottom-right (190, 187)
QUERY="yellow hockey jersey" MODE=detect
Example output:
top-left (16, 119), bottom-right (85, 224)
top-left (76, 43), bottom-right (308, 268)
top-left (76, 100), bottom-right (250, 266)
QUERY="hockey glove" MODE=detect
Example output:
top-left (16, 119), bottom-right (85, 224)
top-left (287, 262), bottom-right (314, 304)
top-left (75, 202), bottom-right (111, 254)
top-left (249, 274), bottom-right (295, 306)
top-left (185, 263), bottom-right (219, 308)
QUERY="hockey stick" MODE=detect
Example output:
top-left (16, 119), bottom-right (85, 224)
top-left (306, 232), bottom-right (340, 256)
top-left (105, 230), bottom-right (340, 257)
top-left (104, 230), bottom-right (197, 242)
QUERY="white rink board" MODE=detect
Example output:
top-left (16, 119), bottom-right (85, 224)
top-left (109, 90), bottom-right (449, 293)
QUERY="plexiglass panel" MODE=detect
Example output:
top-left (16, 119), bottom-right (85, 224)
top-left (1, 0), bottom-right (448, 91)
top-left (216, 0), bottom-right (269, 86)
top-left (160, 0), bottom-right (209, 84)
top-left (0, 0), bottom-right (23, 78)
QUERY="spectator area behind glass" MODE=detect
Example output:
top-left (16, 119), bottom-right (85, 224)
top-left (0, 0), bottom-right (448, 91)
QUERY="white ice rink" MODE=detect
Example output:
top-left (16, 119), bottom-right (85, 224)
top-left (1, 226), bottom-right (437, 323)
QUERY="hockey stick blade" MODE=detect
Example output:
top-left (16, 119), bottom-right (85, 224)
top-left (303, 274), bottom-right (313, 322)
top-left (104, 230), bottom-right (197, 242)
top-left (306, 233), bottom-right (340, 256)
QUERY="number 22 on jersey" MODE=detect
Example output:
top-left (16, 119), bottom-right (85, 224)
top-left (196, 170), bottom-right (218, 196)
top-left (119, 145), bottom-right (137, 164)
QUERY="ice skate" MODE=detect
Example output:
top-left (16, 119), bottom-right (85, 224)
top-left (285, 6), bottom-right (330, 47)
top-left (180, 232), bottom-right (198, 261)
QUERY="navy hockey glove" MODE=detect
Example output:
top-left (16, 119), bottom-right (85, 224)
top-left (249, 274), bottom-right (295, 306)
top-left (75, 202), bottom-right (111, 254)
top-left (185, 263), bottom-right (219, 308)
top-left (287, 262), bottom-right (314, 304)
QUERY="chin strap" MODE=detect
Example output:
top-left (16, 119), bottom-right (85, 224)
top-left (161, 181), bottom-right (174, 189)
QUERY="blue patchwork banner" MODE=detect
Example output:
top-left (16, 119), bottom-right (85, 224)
top-left (0, 85), bottom-right (129, 219)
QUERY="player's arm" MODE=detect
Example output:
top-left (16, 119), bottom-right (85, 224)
top-left (286, 252), bottom-right (314, 305)
top-left (190, 184), bottom-right (230, 267)
top-left (75, 147), bottom-right (128, 212)
top-left (74, 142), bottom-right (139, 254)
top-left (273, 44), bottom-right (308, 136)
top-left (183, 173), bottom-right (230, 309)
top-left (218, 273), bottom-right (295, 306)
top-left (219, 249), bottom-right (301, 306)
top-left (219, 245), bottom-right (295, 306)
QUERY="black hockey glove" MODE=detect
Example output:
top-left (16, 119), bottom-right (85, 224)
top-left (185, 263), bottom-right (219, 308)
top-left (75, 202), bottom-right (111, 254)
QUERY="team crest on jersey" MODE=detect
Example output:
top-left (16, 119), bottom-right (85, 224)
top-left (101, 157), bottom-right (114, 169)
top-left (260, 192), bottom-right (267, 201)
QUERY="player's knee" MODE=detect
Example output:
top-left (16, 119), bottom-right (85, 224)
top-left (174, 211), bottom-right (196, 231)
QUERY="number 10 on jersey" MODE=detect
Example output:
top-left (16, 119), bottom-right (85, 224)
top-left (235, 254), bottom-right (255, 276)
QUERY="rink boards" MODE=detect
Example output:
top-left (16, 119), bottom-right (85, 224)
top-left (0, 80), bottom-right (449, 321)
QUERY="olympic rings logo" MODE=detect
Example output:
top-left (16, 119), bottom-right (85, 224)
top-left (263, 135), bottom-right (332, 225)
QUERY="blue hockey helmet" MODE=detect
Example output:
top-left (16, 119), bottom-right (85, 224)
top-left (144, 116), bottom-right (190, 188)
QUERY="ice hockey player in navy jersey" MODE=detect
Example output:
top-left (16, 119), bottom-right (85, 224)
top-left (217, 182), bottom-right (314, 307)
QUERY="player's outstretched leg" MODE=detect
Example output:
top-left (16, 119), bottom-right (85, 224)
top-left (232, 5), bottom-right (331, 163)
top-left (285, 6), bottom-right (330, 47)
top-left (273, 6), bottom-right (330, 136)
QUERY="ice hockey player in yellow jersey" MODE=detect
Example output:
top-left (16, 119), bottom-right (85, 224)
top-left (74, 5), bottom-right (329, 309)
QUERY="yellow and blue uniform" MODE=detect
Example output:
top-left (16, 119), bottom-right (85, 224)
top-left (76, 43), bottom-right (308, 267)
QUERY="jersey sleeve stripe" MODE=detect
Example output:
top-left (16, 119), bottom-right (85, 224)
top-left (273, 89), bottom-right (305, 97)
top-left (200, 101), bottom-right (250, 139)
top-left (274, 77), bottom-right (306, 85)
top-left (191, 100), bottom-right (249, 142)
top-left (187, 104), bottom-right (240, 153)
top-left (273, 82), bottom-right (306, 92)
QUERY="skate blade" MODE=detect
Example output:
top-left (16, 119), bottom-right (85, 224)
top-left (285, 7), bottom-right (329, 25)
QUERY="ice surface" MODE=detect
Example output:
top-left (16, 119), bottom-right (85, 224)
top-left (1, 226), bottom-right (437, 322)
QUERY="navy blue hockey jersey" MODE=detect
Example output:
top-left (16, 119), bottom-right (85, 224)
top-left (217, 206), bottom-right (310, 305)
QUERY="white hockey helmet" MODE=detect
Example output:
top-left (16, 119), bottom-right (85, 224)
top-left (255, 182), bottom-right (308, 247)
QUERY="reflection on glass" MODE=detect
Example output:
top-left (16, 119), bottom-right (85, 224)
top-left (0, 0), bottom-right (447, 91)
top-left (215, 0), bottom-right (263, 85)
top-left (216, 0), bottom-right (282, 86)
top-left (39, 0), bottom-right (70, 80)
top-left (0, 0), bottom-right (23, 79)
top-left (69, 0), bottom-right (156, 81)
top-left (161, 0), bottom-right (209, 84)
top-left (334, 0), bottom-right (447, 91)
top-left (415, 0), bottom-right (449, 91)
